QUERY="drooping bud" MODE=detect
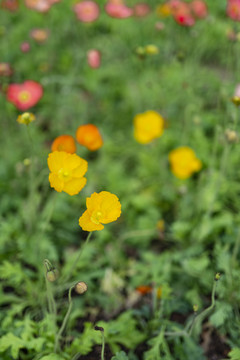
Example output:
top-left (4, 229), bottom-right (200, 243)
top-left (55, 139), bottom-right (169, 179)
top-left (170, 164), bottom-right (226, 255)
top-left (46, 268), bottom-right (59, 282)
top-left (75, 281), bottom-right (88, 294)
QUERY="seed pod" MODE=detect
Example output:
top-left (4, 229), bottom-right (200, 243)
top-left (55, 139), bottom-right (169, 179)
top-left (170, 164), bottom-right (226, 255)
top-left (75, 281), bottom-right (88, 294)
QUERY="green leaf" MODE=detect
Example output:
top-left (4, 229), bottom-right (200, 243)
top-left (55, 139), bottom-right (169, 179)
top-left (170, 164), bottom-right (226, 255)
top-left (0, 333), bottom-right (25, 359)
top-left (0, 261), bottom-right (25, 286)
top-left (97, 311), bottom-right (145, 353)
top-left (210, 302), bottom-right (232, 328)
top-left (39, 354), bottom-right (66, 360)
top-left (111, 351), bottom-right (129, 360)
top-left (228, 348), bottom-right (240, 360)
top-left (66, 322), bottom-right (100, 356)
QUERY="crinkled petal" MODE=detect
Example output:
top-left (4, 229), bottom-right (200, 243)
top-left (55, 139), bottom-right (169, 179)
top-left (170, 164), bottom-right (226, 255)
top-left (99, 192), bottom-right (121, 223)
top-left (48, 151), bottom-right (68, 173)
top-left (49, 173), bottom-right (64, 192)
top-left (79, 210), bottom-right (104, 231)
top-left (63, 177), bottom-right (87, 196)
top-left (64, 153), bottom-right (86, 172)
top-left (71, 159), bottom-right (88, 178)
top-left (86, 192), bottom-right (102, 212)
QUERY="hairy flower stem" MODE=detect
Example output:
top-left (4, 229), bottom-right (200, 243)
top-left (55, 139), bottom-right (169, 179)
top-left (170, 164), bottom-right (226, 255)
top-left (54, 286), bottom-right (74, 353)
top-left (64, 232), bottom-right (92, 283)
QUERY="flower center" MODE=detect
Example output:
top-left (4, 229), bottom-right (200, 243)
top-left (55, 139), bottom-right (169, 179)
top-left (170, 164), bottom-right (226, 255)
top-left (18, 90), bottom-right (31, 103)
top-left (58, 168), bottom-right (71, 181)
top-left (91, 211), bottom-right (103, 225)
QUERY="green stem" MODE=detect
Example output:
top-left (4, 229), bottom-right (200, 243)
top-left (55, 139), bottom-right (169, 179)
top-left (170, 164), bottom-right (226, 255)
top-left (101, 330), bottom-right (105, 360)
top-left (54, 286), bottom-right (74, 353)
top-left (64, 232), bottom-right (92, 282)
top-left (188, 279), bottom-right (218, 336)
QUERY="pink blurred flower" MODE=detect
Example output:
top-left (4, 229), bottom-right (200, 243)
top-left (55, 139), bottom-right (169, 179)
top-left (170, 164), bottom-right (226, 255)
top-left (7, 80), bottom-right (43, 111)
top-left (1, 0), bottom-right (19, 11)
top-left (190, 0), bottom-right (208, 19)
top-left (133, 3), bottom-right (151, 17)
top-left (234, 83), bottom-right (240, 98)
top-left (30, 29), bottom-right (50, 43)
top-left (0, 63), bottom-right (13, 77)
top-left (105, 2), bottom-right (133, 18)
top-left (20, 42), bottom-right (31, 53)
top-left (73, 1), bottom-right (100, 22)
top-left (25, 0), bottom-right (51, 13)
top-left (227, 0), bottom-right (240, 21)
top-left (155, 21), bottom-right (165, 30)
top-left (87, 49), bottom-right (101, 69)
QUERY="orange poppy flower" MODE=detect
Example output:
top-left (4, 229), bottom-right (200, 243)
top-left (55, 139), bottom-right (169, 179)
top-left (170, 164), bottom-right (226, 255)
top-left (136, 285), bottom-right (152, 295)
top-left (76, 124), bottom-right (103, 151)
top-left (51, 135), bottom-right (76, 154)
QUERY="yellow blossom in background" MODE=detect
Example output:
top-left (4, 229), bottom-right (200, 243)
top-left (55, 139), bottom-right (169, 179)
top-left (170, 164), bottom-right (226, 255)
top-left (79, 191), bottom-right (121, 231)
top-left (156, 3), bottom-right (172, 17)
top-left (134, 110), bottom-right (164, 144)
top-left (48, 151), bottom-right (88, 195)
top-left (17, 112), bottom-right (35, 125)
top-left (145, 44), bottom-right (159, 55)
top-left (169, 146), bottom-right (202, 179)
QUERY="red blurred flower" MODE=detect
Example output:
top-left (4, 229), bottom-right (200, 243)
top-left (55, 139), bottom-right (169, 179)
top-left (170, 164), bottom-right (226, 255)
top-left (227, 0), bottom-right (240, 21)
top-left (87, 49), bottom-right (101, 69)
top-left (190, 0), bottom-right (208, 19)
top-left (1, 0), bottom-right (19, 11)
top-left (105, 2), bottom-right (133, 18)
top-left (73, 1), bottom-right (100, 22)
top-left (7, 80), bottom-right (43, 111)
top-left (133, 3), bottom-right (151, 17)
top-left (0, 63), bottom-right (13, 77)
top-left (172, 1), bottom-right (195, 26)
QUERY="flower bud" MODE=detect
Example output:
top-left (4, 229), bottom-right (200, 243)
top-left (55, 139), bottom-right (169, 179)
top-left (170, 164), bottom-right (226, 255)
top-left (144, 44), bottom-right (159, 55)
top-left (46, 269), bottom-right (59, 282)
top-left (215, 273), bottom-right (221, 281)
top-left (193, 304), bottom-right (199, 312)
top-left (232, 96), bottom-right (240, 106)
top-left (75, 281), bottom-right (88, 294)
top-left (17, 112), bottom-right (36, 125)
top-left (225, 129), bottom-right (238, 143)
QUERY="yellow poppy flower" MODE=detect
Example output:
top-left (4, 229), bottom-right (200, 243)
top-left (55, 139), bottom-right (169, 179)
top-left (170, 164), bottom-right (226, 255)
top-left (48, 151), bottom-right (88, 195)
top-left (79, 191), bottom-right (121, 231)
top-left (169, 146), bottom-right (202, 179)
top-left (134, 110), bottom-right (164, 144)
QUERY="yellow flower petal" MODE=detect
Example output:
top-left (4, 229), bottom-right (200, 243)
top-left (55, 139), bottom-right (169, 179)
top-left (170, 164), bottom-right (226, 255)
top-left (79, 210), bottom-right (104, 231)
top-left (48, 151), bottom-right (68, 173)
top-left (49, 173), bottom-right (64, 192)
top-left (63, 177), bottom-right (87, 196)
top-left (71, 159), bottom-right (88, 178)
